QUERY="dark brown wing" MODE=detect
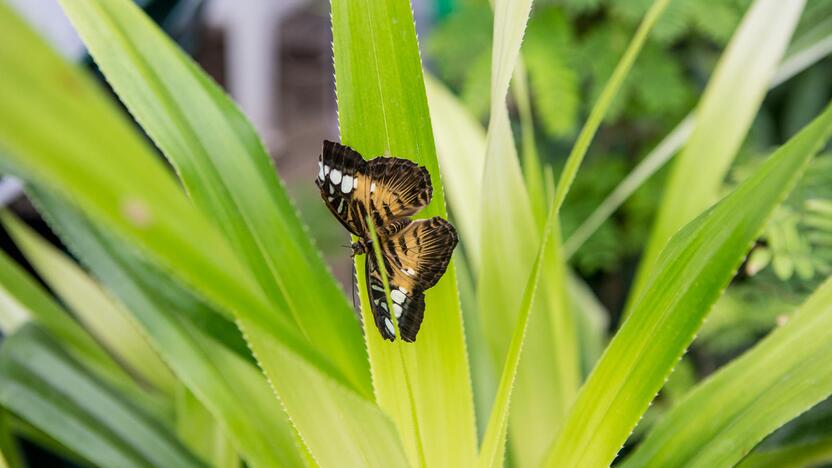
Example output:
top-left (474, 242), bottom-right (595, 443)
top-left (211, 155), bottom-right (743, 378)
top-left (364, 157), bottom-right (432, 229)
top-left (316, 141), bottom-right (433, 237)
top-left (316, 140), bottom-right (369, 236)
top-left (366, 217), bottom-right (458, 342)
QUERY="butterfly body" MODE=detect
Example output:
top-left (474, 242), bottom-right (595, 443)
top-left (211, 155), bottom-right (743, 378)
top-left (316, 140), bottom-right (458, 342)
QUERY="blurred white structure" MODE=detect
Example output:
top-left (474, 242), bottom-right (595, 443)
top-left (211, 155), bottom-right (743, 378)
top-left (205, 0), bottom-right (305, 152)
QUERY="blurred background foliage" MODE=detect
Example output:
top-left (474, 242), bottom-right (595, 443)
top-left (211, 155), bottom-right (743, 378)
top-left (428, 0), bottom-right (832, 352)
top-left (2, 0), bottom-right (832, 464)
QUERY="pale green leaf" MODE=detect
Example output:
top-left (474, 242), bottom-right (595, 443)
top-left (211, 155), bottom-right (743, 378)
top-left (0, 4), bottom-right (407, 466)
top-left (56, 0), bottom-right (370, 392)
top-left (476, 1), bottom-right (581, 466)
top-left (176, 386), bottom-right (240, 468)
top-left (738, 435), bottom-right (832, 468)
top-left (3, 213), bottom-right (176, 395)
top-left (0, 226), bottom-right (169, 421)
top-left (13, 194), bottom-right (306, 468)
top-left (0, 324), bottom-right (205, 468)
top-left (628, 0), bottom-right (806, 308)
top-left (477, 203), bottom-right (565, 468)
top-left (479, 0), bottom-right (671, 463)
top-left (511, 60), bottom-right (547, 226)
top-left (332, 1), bottom-right (477, 466)
top-left (543, 99), bottom-right (832, 468)
top-left (0, 242), bottom-right (114, 377)
top-left (623, 277), bottom-right (832, 467)
top-left (425, 74), bottom-right (485, 259)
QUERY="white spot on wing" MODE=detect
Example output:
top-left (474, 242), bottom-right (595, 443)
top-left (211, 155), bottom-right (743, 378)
top-left (403, 268), bottom-right (416, 277)
top-left (393, 303), bottom-right (403, 319)
top-left (391, 289), bottom-right (406, 304)
top-left (318, 161), bottom-right (324, 180)
top-left (384, 318), bottom-right (396, 337)
top-left (370, 182), bottom-right (376, 193)
top-left (341, 175), bottom-right (353, 193)
top-left (330, 169), bottom-right (342, 184)
top-left (353, 177), bottom-right (359, 190)
top-left (324, 165), bottom-right (331, 175)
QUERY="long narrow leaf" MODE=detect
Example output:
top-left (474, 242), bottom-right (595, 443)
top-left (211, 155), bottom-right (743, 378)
top-left (476, 0), bottom-right (583, 465)
top-left (738, 436), bottom-right (832, 468)
top-left (175, 387), bottom-right (240, 468)
top-left (425, 74), bottom-right (485, 259)
top-left (623, 277), bottom-right (832, 467)
top-left (3, 213), bottom-right (176, 395)
top-left (0, 4), bottom-right (408, 465)
top-left (56, 0), bottom-right (370, 393)
top-left (627, 0), bottom-right (806, 308)
top-left (7, 199), bottom-right (306, 468)
top-left (477, 208), bottom-right (554, 468)
top-left (0, 324), bottom-right (205, 468)
top-left (543, 100), bottom-right (832, 467)
top-left (0, 242), bottom-right (119, 381)
top-left (0, 232), bottom-right (168, 421)
top-left (332, 1), bottom-right (477, 466)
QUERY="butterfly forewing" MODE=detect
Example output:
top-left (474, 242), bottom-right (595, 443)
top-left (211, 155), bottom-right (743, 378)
top-left (317, 140), bottom-right (432, 237)
top-left (316, 140), bottom-right (368, 235)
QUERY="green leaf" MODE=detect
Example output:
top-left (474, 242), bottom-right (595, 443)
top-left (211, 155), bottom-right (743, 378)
top-left (739, 436), bottom-right (832, 468)
top-left (332, 1), bottom-right (477, 466)
top-left (511, 60), bottom-right (547, 226)
top-left (0, 236), bottom-right (118, 379)
top-left (0, 224), bottom-right (168, 421)
top-left (488, 0), bottom-right (671, 462)
top-left (623, 277), bottom-right (832, 467)
top-left (56, 0), bottom-right (370, 393)
top-left (0, 324), bottom-right (205, 468)
top-left (3, 213), bottom-right (176, 395)
top-left (175, 386), bottom-right (240, 468)
top-left (0, 3), bottom-right (407, 466)
top-left (543, 99), bottom-right (832, 468)
top-left (425, 74), bottom-right (485, 258)
top-left (12, 194), bottom-right (306, 468)
top-left (430, 67), bottom-right (607, 466)
top-left (477, 203), bottom-right (559, 468)
top-left (628, 0), bottom-right (806, 309)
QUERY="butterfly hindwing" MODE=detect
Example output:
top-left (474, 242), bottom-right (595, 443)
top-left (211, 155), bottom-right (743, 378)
top-left (385, 217), bottom-right (458, 291)
top-left (367, 217), bottom-right (457, 342)
top-left (366, 254), bottom-right (426, 343)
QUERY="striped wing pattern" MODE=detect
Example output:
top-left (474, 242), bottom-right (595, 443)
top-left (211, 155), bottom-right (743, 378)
top-left (316, 140), bottom-right (456, 342)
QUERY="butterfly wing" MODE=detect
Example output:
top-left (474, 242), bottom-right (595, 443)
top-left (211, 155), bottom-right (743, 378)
top-left (316, 141), bottom-right (433, 237)
top-left (316, 140), bottom-right (369, 236)
top-left (365, 254), bottom-right (402, 342)
top-left (367, 217), bottom-right (458, 342)
top-left (365, 156), bottom-right (432, 227)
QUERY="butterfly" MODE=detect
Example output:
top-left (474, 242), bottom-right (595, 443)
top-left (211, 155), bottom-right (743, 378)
top-left (315, 140), bottom-right (458, 342)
